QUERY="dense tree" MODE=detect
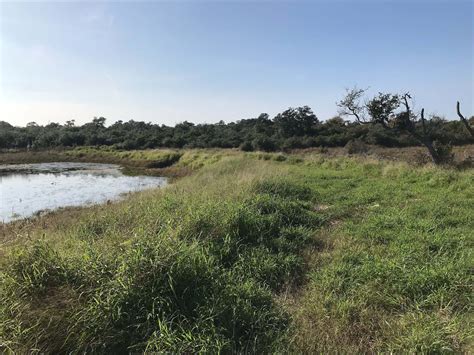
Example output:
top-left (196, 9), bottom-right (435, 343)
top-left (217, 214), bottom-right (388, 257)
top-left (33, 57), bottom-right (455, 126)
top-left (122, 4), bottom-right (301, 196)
top-left (0, 98), bottom-right (471, 153)
top-left (273, 106), bottom-right (318, 137)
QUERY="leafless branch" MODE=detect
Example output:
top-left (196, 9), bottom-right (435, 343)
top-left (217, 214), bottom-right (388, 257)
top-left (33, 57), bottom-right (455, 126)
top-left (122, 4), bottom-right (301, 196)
top-left (420, 108), bottom-right (427, 136)
top-left (337, 87), bottom-right (370, 124)
top-left (457, 101), bottom-right (473, 137)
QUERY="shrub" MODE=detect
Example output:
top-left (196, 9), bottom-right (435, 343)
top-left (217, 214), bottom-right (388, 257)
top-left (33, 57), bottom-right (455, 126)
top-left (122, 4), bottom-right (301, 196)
top-left (239, 141), bottom-right (254, 152)
top-left (282, 137), bottom-right (305, 150)
top-left (433, 141), bottom-right (454, 164)
top-left (345, 139), bottom-right (369, 155)
top-left (253, 136), bottom-right (278, 152)
top-left (273, 154), bottom-right (287, 162)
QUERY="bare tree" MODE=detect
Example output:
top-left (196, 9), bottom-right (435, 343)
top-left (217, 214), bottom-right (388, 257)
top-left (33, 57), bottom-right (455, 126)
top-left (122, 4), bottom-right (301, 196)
top-left (337, 87), bottom-right (368, 124)
top-left (338, 88), bottom-right (442, 164)
top-left (456, 101), bottom-right (473, 137)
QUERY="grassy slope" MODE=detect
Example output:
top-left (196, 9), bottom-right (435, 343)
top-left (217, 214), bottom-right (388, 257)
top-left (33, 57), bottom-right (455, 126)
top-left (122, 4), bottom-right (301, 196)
top-left (0, 151), bottom-right (472, 352)
top-left (0, 147), bottom-right (238, 178)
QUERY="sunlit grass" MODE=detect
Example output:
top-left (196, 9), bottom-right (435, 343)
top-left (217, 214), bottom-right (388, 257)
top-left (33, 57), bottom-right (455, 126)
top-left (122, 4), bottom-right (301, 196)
top-left (0, 150), bottom-right (472, 352)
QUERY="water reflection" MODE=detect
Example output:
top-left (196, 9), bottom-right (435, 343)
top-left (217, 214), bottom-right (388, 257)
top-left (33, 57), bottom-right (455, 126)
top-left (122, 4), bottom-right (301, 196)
top-left (0, 163), bottom-right (166, 223)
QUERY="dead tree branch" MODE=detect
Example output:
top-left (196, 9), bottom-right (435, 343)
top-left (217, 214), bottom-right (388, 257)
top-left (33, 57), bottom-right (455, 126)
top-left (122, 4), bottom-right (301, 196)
top-left (457, 101), bottom-right (473, 137)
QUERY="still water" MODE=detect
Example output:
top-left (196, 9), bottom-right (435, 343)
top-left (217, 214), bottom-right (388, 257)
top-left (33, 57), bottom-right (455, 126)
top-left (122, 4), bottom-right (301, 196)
top-left (0, 162), bottom-right (167, 223)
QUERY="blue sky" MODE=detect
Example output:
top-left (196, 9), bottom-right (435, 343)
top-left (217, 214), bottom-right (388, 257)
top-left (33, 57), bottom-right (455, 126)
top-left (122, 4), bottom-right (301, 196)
top-left (0, 0), bottom-right (472, 126)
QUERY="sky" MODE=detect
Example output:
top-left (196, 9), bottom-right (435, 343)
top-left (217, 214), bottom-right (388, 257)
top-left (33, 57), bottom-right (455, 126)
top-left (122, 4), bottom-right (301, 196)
top-left (0, 0), bottom-right (472, 127)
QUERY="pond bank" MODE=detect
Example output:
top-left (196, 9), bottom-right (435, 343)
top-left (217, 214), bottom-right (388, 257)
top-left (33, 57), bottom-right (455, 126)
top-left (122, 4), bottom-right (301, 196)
top-left (0, 162), bottom-right (167, 223)
top-left (0, 148), bottom-right (189, 178)
top-left (0, 148), bottom-right (249, 181)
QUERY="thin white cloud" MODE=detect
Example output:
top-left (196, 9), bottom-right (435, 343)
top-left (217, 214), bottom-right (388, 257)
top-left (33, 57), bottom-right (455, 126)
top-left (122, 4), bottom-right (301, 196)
top-left (81, 5), bottom-right (115, 28)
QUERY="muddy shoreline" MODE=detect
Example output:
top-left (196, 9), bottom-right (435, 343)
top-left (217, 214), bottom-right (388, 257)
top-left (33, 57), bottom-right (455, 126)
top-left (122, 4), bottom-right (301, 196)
top-left (0, 162), bottom-right (121, 176)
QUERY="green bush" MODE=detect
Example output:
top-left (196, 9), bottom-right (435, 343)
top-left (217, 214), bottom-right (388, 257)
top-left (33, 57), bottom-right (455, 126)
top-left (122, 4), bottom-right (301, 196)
top-left (253, 136), bottom-right (278, 152)
top-left (239, 141), bottom-right (254, 152)
top-left (433, 141), bottom-right (454, 164)
top-left (345, 139), bottom-right (369, 155)
top-left (273, 154), bottom-right (287, 162)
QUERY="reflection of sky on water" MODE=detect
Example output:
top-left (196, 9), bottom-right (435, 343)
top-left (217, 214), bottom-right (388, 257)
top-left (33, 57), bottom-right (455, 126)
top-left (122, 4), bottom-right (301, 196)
top-left (0, 162), bottom-right (120, 174)
top-left (0, 163), bottom-right (167, 223)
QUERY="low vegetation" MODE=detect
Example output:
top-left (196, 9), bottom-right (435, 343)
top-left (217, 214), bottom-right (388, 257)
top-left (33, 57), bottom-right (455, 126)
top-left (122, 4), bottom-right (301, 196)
top-left (0, 149), bottom-right (472, 352)
top-left (1, 95), bottom-right (472, 156)
top-left (0, 147), bottom-right (238, 178)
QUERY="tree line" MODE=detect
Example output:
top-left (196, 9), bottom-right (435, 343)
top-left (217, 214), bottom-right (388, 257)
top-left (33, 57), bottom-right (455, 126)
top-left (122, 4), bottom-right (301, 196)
top-left (1, 91), bottom-right (472, 161)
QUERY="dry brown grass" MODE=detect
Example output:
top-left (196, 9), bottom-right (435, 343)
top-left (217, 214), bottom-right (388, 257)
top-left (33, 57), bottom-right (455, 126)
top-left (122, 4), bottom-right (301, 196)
top-left (292, 144), bottom-right (474, 167)
top-left (2, 144), bottom-right (474, 168)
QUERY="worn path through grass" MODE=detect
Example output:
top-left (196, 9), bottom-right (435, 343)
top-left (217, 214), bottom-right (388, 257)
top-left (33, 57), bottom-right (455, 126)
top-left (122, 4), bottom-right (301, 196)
top-left (284, 158), bottom-right (473, 352)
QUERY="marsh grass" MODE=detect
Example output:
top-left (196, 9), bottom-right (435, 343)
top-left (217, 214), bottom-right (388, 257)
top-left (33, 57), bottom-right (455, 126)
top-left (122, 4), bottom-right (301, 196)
top-left (0, 157), bottom-right (319, 352)
top-left (285, 158), bottom-right (473, 353)
top-left (0, 147), bottom-right (239, 178)
top-left (0, 151), bottom-right (472, 352)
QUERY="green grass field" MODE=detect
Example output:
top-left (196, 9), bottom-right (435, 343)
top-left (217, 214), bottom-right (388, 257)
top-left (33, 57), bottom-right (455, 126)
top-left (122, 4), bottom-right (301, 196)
top-left (1, 150), bottom-right (472, 352)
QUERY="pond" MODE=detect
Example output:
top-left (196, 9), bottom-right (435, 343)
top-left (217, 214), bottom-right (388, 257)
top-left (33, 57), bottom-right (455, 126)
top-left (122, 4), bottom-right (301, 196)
top-left (0, 162), bottom-right (167, 223)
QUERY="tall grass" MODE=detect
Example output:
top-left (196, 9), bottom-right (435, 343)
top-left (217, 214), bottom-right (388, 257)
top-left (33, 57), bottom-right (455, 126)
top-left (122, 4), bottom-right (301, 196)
top-left (0, 152), bottom-right (472, 352)
top-left (0, 158), bottom-right (320, 352)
